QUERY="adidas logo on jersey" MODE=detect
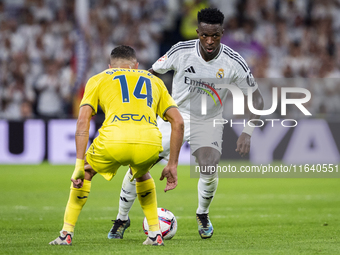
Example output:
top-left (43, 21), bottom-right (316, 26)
top-left (211, 141), bottom-right (219, 147)
top-left (184, 66), bottom-right (196, 73)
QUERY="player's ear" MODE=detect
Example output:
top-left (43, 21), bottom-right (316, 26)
top-left (108, 64), bottom-right (112, 68)
top-left (134, 62), bottom-right (139, 69)
top-left (196, 29), bottom-right (199, 36)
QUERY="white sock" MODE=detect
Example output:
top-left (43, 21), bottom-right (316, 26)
top-left (148, 230), bottom-right (162, 238)
top-left (116, 169), bottom-right (137, 221)
top-left (196, 173), bottom-right (218, 214)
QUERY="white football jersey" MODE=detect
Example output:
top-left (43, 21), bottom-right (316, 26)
top-left (152, 39), bottom-right (258, 119)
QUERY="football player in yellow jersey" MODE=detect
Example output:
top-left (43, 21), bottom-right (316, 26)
top-left (49, 45), bottom-right (184, 246)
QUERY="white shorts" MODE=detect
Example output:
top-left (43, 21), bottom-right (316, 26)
top-left (158, 113), bottom-right (224, 160)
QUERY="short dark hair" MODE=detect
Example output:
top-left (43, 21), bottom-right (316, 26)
top-left (197, 8), bottom-right (224, 25)
top-left (110, 45), bottom-right (136, 60)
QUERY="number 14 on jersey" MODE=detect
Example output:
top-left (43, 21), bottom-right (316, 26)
top-left (114, 75), bottom-right (153, 107)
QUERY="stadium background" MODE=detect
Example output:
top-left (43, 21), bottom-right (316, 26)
top-left (1, 1), bottom-right (340, 254)
top-left (0, 0), bottom-right (339, 164)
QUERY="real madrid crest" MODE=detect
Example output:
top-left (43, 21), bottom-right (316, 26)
top-left (216, 68), bottom-right (224, 78)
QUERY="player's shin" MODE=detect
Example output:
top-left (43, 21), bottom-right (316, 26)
top-left (196, 173), bottom-right (218, 214)
top-left (62, 179), bottom-right (91, 232)
top-left (136, 178), bottom-right (160, 234)
top-left (117, 169), bottom-right (137, 221)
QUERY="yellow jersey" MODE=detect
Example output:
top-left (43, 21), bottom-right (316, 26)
top-left (80, 68), bottom-right (177, 146)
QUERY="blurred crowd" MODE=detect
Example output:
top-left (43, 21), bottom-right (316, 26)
top-left (0, 0), bottom-right (175, 120)
top-left (213, 0), bottom-right (340, 119)
top-left (0, 0), bottom-right (340, 120)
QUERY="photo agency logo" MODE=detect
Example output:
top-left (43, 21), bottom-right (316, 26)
top-left (188, 77), bottom-right (340, 178)
top-left (198, 79), bottom-right (312, 128)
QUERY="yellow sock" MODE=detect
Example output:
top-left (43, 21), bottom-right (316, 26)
top-left (62, 179), bottom-right (91, 232)
top-left (136, 178), bottom-right (159, 232)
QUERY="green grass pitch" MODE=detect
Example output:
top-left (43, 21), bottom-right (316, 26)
top-left (0, 162), bottom-right (339, 254)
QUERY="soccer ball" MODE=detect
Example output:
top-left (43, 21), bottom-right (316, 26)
top-left (143, 207), bottom-right (177, 240)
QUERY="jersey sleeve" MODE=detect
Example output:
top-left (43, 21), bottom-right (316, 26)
top-left (79, 76), bottom-right (99, 115)
top-left (156, 79), bottom-right (178, 121)
top-left (152, 42), bottom-right (182, 74)
top-left (231, 52), bottom-right (258, 95)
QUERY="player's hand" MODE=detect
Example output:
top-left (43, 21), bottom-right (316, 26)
top-left (235, 132), bottom-right (251, 157)
top-left (160, 164), bottom-right (178, 192)
top-left (71, 159), bottom-right (85, 188)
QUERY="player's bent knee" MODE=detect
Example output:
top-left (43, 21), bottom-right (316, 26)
top-left (136, 172), bottom-right (151, 182)
top-left (194, 147), bottom-right (221, 168)
top-left (200, 156), bottom-right (220, 167)
top-left (197, 154), bottom-right (220, 169)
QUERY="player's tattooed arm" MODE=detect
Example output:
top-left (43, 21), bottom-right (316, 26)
top-left (236, 89), bottom-right (264, 157)
top-left (75, 105), bottom-right (93, 160)
top-left (71, 105), bottom-right (93, 188)
top-left (75, 131), bottom-right (89, 137)
top-left (160, 107), bottom-right (184, 192)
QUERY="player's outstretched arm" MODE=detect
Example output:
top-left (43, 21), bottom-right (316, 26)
top-left (71, 105), bottom-right (93, 188)
top-left (147, 68), bottom-right (160, 77)
top-left (236, 88), bottom-right (264, 157)
top-left (160, 108), bottom-right (184, 192)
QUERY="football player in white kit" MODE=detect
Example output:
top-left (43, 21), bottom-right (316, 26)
top-left (108, 8), bottom-right (264, 239)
